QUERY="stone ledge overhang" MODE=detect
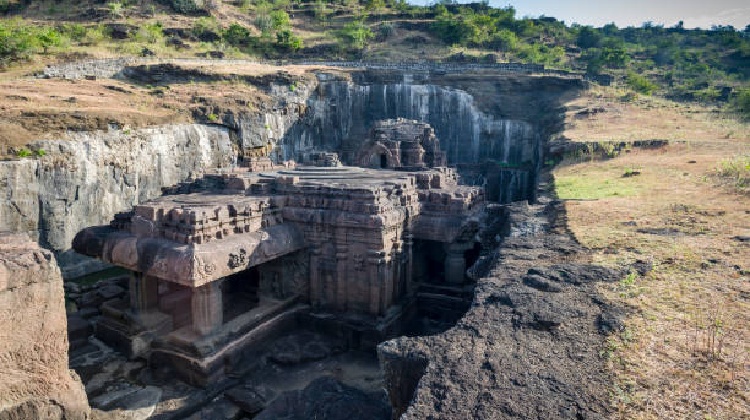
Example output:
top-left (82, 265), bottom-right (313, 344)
top-left (411, 206), bottom-right (484, 244)
top-left (72, 224), bottom-right (306, 288)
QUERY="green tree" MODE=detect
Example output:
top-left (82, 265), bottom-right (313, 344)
top-left (276, 28), bottom-right (302, 51)
top-left (576, 26), bottom-right (601, 49)
top-left (431, 12), bottom-right (478, 45)
top-left (336, 20), bottom-right (373, 50)
top-left (223, 23), bottom-right (251, 47)
top-left (0, 19), bottom-right (62, 64)
top-left (600, 46), bottom-right (629, 68)
top-left (489, 29), bottom-right (516, 51)
top-left (270, 10), bottom-right (290, 30)
top-left (37, 27), bottom-right (62, 54)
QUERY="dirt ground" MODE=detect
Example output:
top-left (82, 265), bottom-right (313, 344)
top-left (554, 87), bottom-right (749, 419)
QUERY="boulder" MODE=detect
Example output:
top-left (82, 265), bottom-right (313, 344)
top-left (0, 233), bottom-right (89, 419)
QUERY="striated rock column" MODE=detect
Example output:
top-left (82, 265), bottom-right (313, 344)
top-left (191, 281), bottom-right (223, 336)
top-left (0, 233), bottom-right (89, 420)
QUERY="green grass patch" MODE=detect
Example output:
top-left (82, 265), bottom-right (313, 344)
top-left (555, 171), bottom-right (642, 200)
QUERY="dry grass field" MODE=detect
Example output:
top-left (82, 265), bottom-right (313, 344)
top-left (554, 87), bottom-right (749, 419)
top-left (0, 63), bottom-right (321, 154)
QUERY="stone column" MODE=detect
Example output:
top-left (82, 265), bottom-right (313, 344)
top-left (335, 245), bottom-right (349, 311)
top-left (309, 247), bottom-right (322, 309)
top-left (392, 246), bottom-right (401, 303)
top-left (130, 273), bottom-right (159, 314)
top-left (367, 250), bottom-right (386, 316)
top-left (404, 234), bottom-right (414, 297)
top-left (444, 243), bottom-right (471, 284)
top-left (192, 281), bottom-right (223, 336)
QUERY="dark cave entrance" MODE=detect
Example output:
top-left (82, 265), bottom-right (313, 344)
top-left (222, 267), bottom-right (261, 322)
top-left (380, 153), bottom-right (388, 168)
top-left (406, 239), bottom-right (476, 336)
top-left (412, 239), bottom-right (446, 284)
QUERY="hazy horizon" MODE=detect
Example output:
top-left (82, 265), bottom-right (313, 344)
top-left (408, 0), bottom-right (750, 30)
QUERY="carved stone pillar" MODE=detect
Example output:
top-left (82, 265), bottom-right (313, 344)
top-left (192, 281), bottom-right (223, 336)
top-left (392, 245), bottom-right (402, 303)
top-left (404, 234), bottom-right (414, 298)
top-left (130, 273), bottom-right (159, 314)
top-left (367, 250), bottom-right (386, 316)
top-left (382, 256), bottom-right (394, 310)
top-left (335, 245), bottom-right (349, 311)
top-left (309, 247), bottom-right (321, 309)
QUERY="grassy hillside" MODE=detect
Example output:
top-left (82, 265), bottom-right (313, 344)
top-left (1, 0), bottom-right (749, 117)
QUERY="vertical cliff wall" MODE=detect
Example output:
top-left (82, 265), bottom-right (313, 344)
top-left (0, 124), bottom-right (233, 277)
top-left (278, 71), bottom-right (582, 204)
top-left (0, 233), bottom-right (89, 420)
top-left (282, 72), bottom-right (541, 167)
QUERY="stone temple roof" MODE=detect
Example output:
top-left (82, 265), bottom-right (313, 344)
top-left (74, 165), bottom-right (484, 288)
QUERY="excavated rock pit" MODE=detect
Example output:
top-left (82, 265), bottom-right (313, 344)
top-left (0, 62), bottom-right (631, 419)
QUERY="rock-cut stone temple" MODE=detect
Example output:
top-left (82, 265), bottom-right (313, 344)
top-left (73, 120), bottom-right (484, 385)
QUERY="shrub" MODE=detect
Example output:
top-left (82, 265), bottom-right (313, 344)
top-left (84, 24), bottom-right (108, 45)
top-left (715, 155), bottom-right (750, 191)
top-left (730, 88), bottom-right (750, 119)
top-left (108, 2), bottom-right (123, 19)
top-left (376, 22), bottom-right (395, 41)
top-left (131, 22), bottom-right (163, 44)
top-left (255, 13), bottom-right (272, 35)
top-left (276, 29), bottom-right (302, 51)
top-left (576, 26), bottom-right (602, 49)
top-left (171, 0), bottom-right (198, 14)
top-left (270, 10), bottom-right (290, 31)
top-left (192, 16), bottom-right (220, 41)
top-left (0, 19), bottom-right (63, 64)
top-left (336, 20), bottom-right (373, 50)
top-left (15, 149), bottom-right (31, 158)
top-left (223, 23), bottom-right (251, 47)
top-left (488, 29), bottom-right (517, 51)
top-left (430, 13), bottom-right (477, 45)
top-left (625, 71), bottom-right (658, 95)
top-left (169, 0), bottom-right (208, 14)
top-left (61, 23), bottom-right (88, 42)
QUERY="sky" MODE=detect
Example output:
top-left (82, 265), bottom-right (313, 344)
top-left (412, 0), bottom-right (750, 30)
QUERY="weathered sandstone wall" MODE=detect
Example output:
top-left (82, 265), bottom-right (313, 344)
top-left (0, 233), bottom-right (89, 420)
top-left (0, 124), bottom-right (234, 277)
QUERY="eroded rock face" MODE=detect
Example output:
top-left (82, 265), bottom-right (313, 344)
top-left (0, 124), bottom-right (234, 277)
top-left (378, 197), bottom-right (625, 419)
top-left (0, 233), bottom-right (89, 420)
